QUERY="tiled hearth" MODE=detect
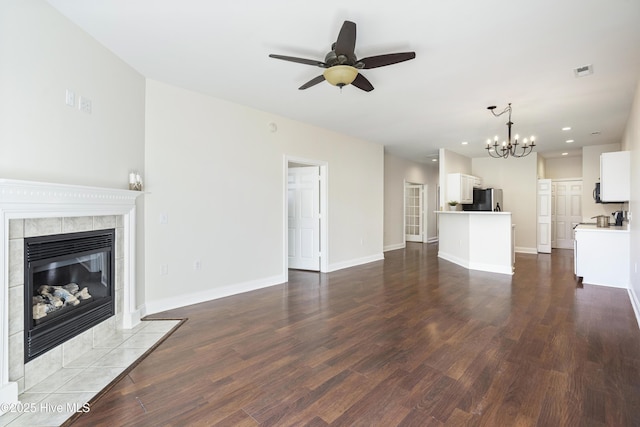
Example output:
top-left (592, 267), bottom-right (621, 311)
top-left (0, 319), bottom-right (180, 426)
top-left (0, 180), bottom-right (146, 419)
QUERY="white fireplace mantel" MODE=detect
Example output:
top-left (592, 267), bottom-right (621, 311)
top-left (0, 179), bottom-right (144, 406)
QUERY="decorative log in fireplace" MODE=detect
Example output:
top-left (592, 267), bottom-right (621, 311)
top-left (24, 229), bottom-right (115, 362)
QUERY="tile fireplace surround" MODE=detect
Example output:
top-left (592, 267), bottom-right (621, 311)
top-left (0, 179), bottom-right (144, 412)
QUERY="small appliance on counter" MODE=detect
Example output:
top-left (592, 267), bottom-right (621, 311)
top-left (462, 188), bottom-right (503, 212)
top-left (612, 210), bottom-right (625, 226)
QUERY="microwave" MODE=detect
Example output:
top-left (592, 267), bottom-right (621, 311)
top-left (593, 182), bottom-right (624, 204)
top-left (593, 182), bottom-right (602, 203)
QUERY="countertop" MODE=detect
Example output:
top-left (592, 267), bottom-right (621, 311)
top-left (574, 223), bottom-right (629, 232)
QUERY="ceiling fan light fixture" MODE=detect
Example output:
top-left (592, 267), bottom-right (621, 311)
top-left (323, 65), bottom-right (358, 87)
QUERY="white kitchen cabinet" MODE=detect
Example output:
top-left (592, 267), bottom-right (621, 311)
top-left (447, 173), bottom-right (481, 204)
top-left (600, 151), bottom-right (630, 202)
top-left (574, 225), bottom-right (629, 288)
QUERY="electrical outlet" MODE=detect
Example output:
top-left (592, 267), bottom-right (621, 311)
top-left (65, 89), bottom-right (75, 107)
top-left (194, 260), bottom-right (202, 270)
top-left (159, 213), bottom-right (169, 224)
top-left (79, 96), bottom-right (92, 113)
top-left (160, 264), bottom-right (168, 275)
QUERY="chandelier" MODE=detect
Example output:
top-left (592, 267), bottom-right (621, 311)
top-left (485, 103), bottom-right (536, 158)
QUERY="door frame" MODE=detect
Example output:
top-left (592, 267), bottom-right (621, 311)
top-left (537, 179), bottom-right (552, 253)
top-left (283, 155), bottom-right (328, 280)
top-left (403, 181), bottom-right (428, 244)
top-left (551, 178), bottom-right (583, 249)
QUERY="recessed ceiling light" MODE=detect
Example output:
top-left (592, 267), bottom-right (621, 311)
top-left (562, 127), bottom-right (571, 131)
top-left (431, 158), bottom-right (438, 162)
top-left (562, 152), bottom-right (568, 156)
top-left (461, 141), bottom-right (468, 145)
top-left (566, 139), bottom-right (574, 143)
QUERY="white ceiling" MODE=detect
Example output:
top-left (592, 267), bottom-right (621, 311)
top-left (46, 0), bottom-right (640, 162)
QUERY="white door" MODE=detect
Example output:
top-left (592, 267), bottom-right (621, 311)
top-left (405, 183), bottom-right (423, 242)
top-left (537, 179), bottom-right (552, 253)
top-left (288, 166), bottom-right (320, 271)
top-left (554, 180), bottom-right (582, 249)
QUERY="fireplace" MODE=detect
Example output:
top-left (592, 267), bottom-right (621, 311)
top-left (0, 179), bottom-right (143, 407)
top-left (24, 229), bottom-right (115, 362)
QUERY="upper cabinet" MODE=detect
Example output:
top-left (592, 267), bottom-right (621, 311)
top-left (448, 173), bottom-right (482, 204)
top-left (600, 151), bottom-right (630, 202)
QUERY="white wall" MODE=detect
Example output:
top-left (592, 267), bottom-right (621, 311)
top-left (144, 80), bottom-right (384, 313)
top-left (0, 1), bottom-right (147, 305)
top-left (621, 77), bottom-right (640, 311)
top-left (438, 149), bottom-right (472, 209)
top-left (544, 156), bottom-right (582, 180)
top-left (384, 153), bottom-right (438, 250)
top-left (0, 1), bottom-right (145, 188)
top-left (537, 154), bottom-right (546, 179)
top-left (472, 155), bottom-right (539, 253)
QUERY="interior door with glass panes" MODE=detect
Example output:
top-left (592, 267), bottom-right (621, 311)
top-left (405, 183), bottom-right (424, 242)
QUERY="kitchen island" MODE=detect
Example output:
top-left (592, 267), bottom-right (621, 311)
top-left (574, 223), bottom-right (629, 288)
top-left (437, 211), bottom-right (514, 275)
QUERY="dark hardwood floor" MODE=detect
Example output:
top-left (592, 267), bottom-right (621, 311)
top-left (67, 243), bottom-right (640, 426)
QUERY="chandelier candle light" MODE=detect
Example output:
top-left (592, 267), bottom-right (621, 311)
top-left (486, 103), bottom-right (536, 158)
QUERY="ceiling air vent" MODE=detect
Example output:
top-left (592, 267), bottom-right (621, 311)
top-left (574, 64), bottom-right (593, 77)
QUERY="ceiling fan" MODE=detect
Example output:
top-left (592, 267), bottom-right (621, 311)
top-left (269, 20), bottom-right (416, 92)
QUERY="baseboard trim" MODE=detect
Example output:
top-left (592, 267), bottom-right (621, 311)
top-left (628, 287), bottom-right (640, 329)
top-left (515, 247), bottom-right (538, 254)
top-left (384, 243), bottom-right (405, 252)
top-left (138, 304), bottom-right (148, 320)
top-left (327, 253), bottom-right (385, 272)
top-left (384, 239), bottom-right (438, 252)
top-left (438, 252), bottom-right (468, 269)
top-left (438, 252), bottom-right (513, 275)
top-left (144, 274), bottom-right (286, 315)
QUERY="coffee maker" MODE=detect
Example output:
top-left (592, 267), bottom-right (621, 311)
top-left (612, 210), bottom-right (625, 226)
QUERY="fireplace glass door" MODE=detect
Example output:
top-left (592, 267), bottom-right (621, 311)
top-left (24, 229), bottom-right (115, 362)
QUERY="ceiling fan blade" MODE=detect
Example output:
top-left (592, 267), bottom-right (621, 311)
top-left (351, 73), bottom-right (374, 92)
top-left (359, 52), bottom-right (416, 69)
top-left (334, 21), bottom-right (356, 59)
top-left (298, 75), bottom-right (326, 90)
top-left (269, 54), bottom-right (326, 68)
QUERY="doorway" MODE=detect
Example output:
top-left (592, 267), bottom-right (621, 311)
top-left (404, 182), bottom-right (428, 243)
top-left (552, 180), bottom-right (582, 249)
top-left (285, 157), bottom-right (328, 277)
